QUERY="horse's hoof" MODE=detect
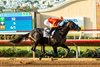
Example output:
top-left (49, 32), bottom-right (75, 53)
top-left (39, 57), bottom-right (42, 60)
top-left (61, 56), bottom-right (64, 58)
top-left (51, 57), bottom-right (53, 61)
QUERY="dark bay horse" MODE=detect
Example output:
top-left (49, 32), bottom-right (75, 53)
top-left (9, 20), bottom-right (81, 57)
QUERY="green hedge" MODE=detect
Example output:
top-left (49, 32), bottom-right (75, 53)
top-left (0, 47), bottom-right (100, 58)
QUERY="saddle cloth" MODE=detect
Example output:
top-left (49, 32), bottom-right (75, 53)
top-left (43, 28), bottom-right (55, 38)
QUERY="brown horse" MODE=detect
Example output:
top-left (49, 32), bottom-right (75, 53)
top-left (9, 20), bottom-right (81, 57)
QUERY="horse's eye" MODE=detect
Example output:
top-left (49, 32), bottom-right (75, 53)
top-left (75, 26), bottom-right (77, 28)
top-left (72, 25), bottom-right (75, 28)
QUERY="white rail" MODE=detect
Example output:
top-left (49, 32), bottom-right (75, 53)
top-left (68, 30), bottom-right (100, 58)
top-left (68, 30), bottom-right (100, 39)
top-left (0, 32), bottom-right (29, 34)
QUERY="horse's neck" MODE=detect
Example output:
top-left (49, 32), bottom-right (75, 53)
top-left (61, 26), bottom-right (70, 36)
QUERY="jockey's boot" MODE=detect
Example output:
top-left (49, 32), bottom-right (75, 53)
top-left (50, 35), bottom-right (52, 38)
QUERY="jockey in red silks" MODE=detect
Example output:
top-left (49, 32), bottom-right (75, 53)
top-left (44, 16), bottom-right (64, 37)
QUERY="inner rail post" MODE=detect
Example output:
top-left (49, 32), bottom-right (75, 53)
top-left (73, 43), bottom-right (78, 58)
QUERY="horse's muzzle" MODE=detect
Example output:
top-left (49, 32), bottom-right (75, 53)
top-left (78, 27), bottom-right (81, 31)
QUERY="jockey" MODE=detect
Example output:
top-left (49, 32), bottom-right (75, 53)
top-left (44, 16), bottom-right (64, 37)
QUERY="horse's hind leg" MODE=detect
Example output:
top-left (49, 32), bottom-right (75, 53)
top-left (31, 42), bottom-right (43, 59)
top-left (31, 42), bottom-right (38, 51)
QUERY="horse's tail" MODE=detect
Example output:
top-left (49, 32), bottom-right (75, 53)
top-left (9, 33), bottom-right (30, 45)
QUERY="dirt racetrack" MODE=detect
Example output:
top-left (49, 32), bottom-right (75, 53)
top-left (0, 58), bottom-right (100, 67)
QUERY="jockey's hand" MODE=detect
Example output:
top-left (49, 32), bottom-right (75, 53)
top-left (58, 26), bottom-right (62, 29)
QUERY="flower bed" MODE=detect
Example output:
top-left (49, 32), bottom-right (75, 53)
top-left (0, 47), bottom-right (100, 58)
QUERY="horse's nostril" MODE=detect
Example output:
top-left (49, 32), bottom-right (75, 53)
top-left (78, 27), bottom-right (81, 31)
top-left (77, 27), bottom-right (81, 31)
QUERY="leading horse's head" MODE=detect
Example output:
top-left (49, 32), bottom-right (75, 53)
top-left (66, 20), bottom-right (81, 31)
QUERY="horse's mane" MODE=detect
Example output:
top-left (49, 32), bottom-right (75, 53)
top-left (61, 20), bottom-right (75, 28)
top-left (67, 20), bottom-right (74, 23)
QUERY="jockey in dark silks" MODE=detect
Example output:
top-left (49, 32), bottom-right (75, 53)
top-left (44, 16), bottom-right (64, 37)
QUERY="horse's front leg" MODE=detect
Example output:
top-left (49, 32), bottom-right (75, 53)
top-left (41, 44), bottom-right (46, 55)
top-left (43, 44), bottom-right (46, 54)
top-left (61, 44), bottom-right (70, 57)
top-left (39, 44), bottom-right (46, 60)
top-left (44, 46), bottom-right (58, 58)
top-left (52, 46), bottom-right (58, 57)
